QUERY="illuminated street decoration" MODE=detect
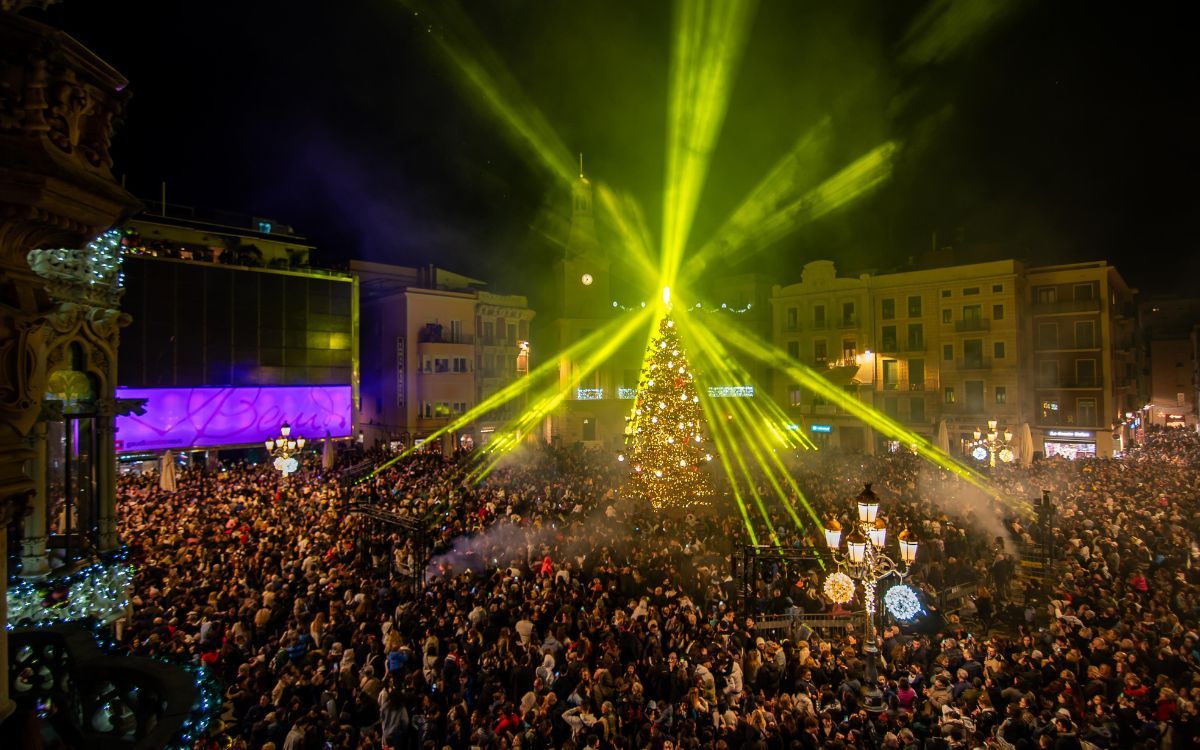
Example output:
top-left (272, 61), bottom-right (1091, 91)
top-left (822, 484), bottom-right (919, 678)
top-left (823, 571), bottom-right (855, 604)
top-left (884, 584), bottom-right (923, 621)
top-left (576, 388), bottom-right (604, 400)
top-left (7, 550), bottom-right (132, 628)
top-left (707, 386), bottom-right (754, 398)
top-left (620, 314), bottom-right (714, 510)
top-left (970, 419), bottom-right (1015, 467)
top-left (266, 422), bottom-right (305, 476)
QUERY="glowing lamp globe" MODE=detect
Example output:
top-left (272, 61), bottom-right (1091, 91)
top-left (898, 528), bottom-right (919, 564)
top-left (972, 428), bottom-right (982, 441)
top-left (296, 436), bottom-right (306, 449)
top-left (265, 439), bottom-right (275, 451)
top-left (856, 483), bottom-right (880, 524)
top-left (1004, 429), bottom-right (1013, 442)
top-left (823, 518), bottom-right (843, 549)
top-left (846, 527), bottom-right (868, 564)
top-left (280, 422), bottom-right (291, 437)
top-left (869, 518), bottom-right (887, 549)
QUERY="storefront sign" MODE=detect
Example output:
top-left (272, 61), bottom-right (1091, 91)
top-left (115, 385), bottom-right (353, 452)
top-left (1047, 429), bottom-right (1093, 439)
top-left (810, 424), bottom-right (833, 433)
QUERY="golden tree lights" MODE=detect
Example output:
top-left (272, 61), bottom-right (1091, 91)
top-left (619, 314), bottom-right (714, 510)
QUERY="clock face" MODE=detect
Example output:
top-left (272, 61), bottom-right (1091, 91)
top-left (581, 273), bottom-right (593, 286)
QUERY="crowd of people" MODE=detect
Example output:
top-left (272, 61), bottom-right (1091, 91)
top-left (112, 428), bottom-right (1200, 749)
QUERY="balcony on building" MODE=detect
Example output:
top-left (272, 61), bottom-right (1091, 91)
top-left (838, 315), bottom-right (858, 329)
top-left (956, 357), bottom-right (990, 370)
top-left (1032, 298), bottom-right (1102, 315)
top-left (955, 318), bottom-right (991, 333)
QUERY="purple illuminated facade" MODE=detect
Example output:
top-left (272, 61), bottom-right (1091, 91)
top-left (114, 386), bottom-right (353, 452)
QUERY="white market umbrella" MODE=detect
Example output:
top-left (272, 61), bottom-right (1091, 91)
top-left (322, 431), bottom-right (335, 471)
top-left (935, 419), bottom-right (950, 453)
top-left (1020, 422), bottom-right (1035, 467)
top-left (159, 450), bottom-right (177, 492)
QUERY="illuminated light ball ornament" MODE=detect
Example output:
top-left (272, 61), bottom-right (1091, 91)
top-left (998, 448), bottom-right (1015, 464)
top-left (884, 584), bottom-right (923, 621)
top-left (971, 445), bottom-right (988, 462)
top-left (274, 456), bottom-right (299, 476)
top-left (823, 572), bottom-right (855, 604)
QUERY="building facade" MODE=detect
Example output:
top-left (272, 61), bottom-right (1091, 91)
top-left (1137, 296), bottom-right (1200, 429)
top-left (354, 262), bottom-right (533, 450)
top-left (772, 258), bottom-right (1135, 460)
top-left (1026, 263), bottom-right (1135, 458)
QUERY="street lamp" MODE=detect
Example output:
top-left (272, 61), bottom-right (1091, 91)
top-left (265, 421), bottom-right (305, 476)
top-left (822, 483), bottom-right (919, 679)
top-left (970, 418), bottom-right (1014, 467)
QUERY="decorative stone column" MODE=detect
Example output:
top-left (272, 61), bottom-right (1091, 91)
top-left (1, 3), bottom-right (140, 730)
top-left (20, 417), bottom-right (50, 576)
top-left (95, 397), bottom-right (119, 551)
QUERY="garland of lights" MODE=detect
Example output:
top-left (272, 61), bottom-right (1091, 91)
top-left (884, 583), bottom-right (923, 621)
top-left (7, 549), bottom-right (132, 629)
top-left (823, 571), bottom-right (855, 604)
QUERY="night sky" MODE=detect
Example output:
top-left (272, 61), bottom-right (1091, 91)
top-left (39, 1), bottom-right (1200, 298)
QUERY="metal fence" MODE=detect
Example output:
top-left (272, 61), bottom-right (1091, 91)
top-left (753, 610), bottom-right (869, 642)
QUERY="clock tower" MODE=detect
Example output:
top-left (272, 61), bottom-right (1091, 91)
top-left (546, 168), bottom-right (622, 445)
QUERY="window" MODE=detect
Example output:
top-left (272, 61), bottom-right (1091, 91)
top-left (944, 386), bottom-right (956, 404)
top-left (909, 359), bottom-right (925, 390)
top-left (994, 341), bottom-right (1006, 359)
top-left (1038, 359), bottom-right (1059, 386)
top-left (814, 340), bottom-right (828, 363)
top-left (508, 323), bottom-right (517, 343)
top-left (842, 302), bottom-right (856, 325)
top-left (995, 385), bottom-right (1007, 404)
top-left (963, 287), bottom-right (980, 296)
top-left (1074, 283), bottom-right (1095, 301)
top-left (434, 402), bottom-right (451, 417)
top-left (787, 341), bottom-right (799, 360)
top-left (842, 340), bottom-right (857, 361)
top-left (881, 325), bottom-right (898, 351)
top-left (965, 380), bottom-right (985, 412)
top-left (963, 339), bottom-right (983, 368)
top-left (813, 305), bottom-right (826, 326)
top-left (482, 321), bottom-right (494, 344)
top-left (942, 309), bottom-right (952, 324)
top-left (1077, 398), bottom-right (1097, 426)
top-left (943, 343), bottom-right (953, 361)
top-left (1036, 286), bottom-right (1057, 304)
top-left (1038, 322), bottom-right (1059, 349)
top-left (421, 401), bottom-right (432, 418)
top-left (910, 397), bottom-right (925, 423)
top-left (1076, 359), bottom-right (1097, 386)
top-left (884, 397), bottom-right (899, 418)
top-left (992, 284), bottom-right (1003, 293)
top-left (450, 320), bottom-right (463, 343)
top-left (907, 324), bottom-right (924, 350)
top-left (786, 307), bottom-right (798, 329)
top-left (992, 304), bottom-right (1004, 321)
top-left (882, 298), bottom-right (895, 320)
top-left (962, 304), bottom-right (982, 323)
top-left (452, 402), bottom-right (467, 414)
top-left (883, 360), bottom-right (899, 389)
top-left (941, 289), bottom-right (951, 298)
top-left (907, 295), bottom-right (922, 317)
top-left (1075, 321), bottom-right (1095, 348)
top-left (789, 387), bottom-right (803, 407)
top-left (582, 417), bottom-right (596, 441)
top-left (453, 357), bottom-right (469, 372)
top-left (434, 357), bottom-right (450, 373)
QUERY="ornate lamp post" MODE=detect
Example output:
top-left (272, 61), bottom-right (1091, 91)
top-left (970, 419), bottom-right (1015, 467)
top-left (822, 483), bottom-right (919, 679)
top-left (265, 421), bottom-right (305, 476)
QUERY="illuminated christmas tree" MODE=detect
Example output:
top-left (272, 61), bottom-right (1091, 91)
top-left (619, 314), bottom-right (714, 510)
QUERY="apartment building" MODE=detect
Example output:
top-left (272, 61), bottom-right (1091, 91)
top-left (873, 260), bottom-right (1027, 454)
top-left (772, 261), bottom-right (874, 451)
top-left (353, 262), bottom-right (534, 450)
top-left (1027, 263), bottom-right (1135, 457)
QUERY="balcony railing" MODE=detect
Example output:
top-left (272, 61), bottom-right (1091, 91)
top-left (955, 318), bottom-right (990, 332)
top-left (956, 357), bottom-right (989, 370)
top-left (1036, 377), bottom-right (1101, 389)
top-left (1033, 298), bottom-right (1101, 314)
top-left (838, 317), bottom-right (858, 328)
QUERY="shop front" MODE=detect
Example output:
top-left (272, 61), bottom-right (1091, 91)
top-left (1042, 429), bottom-right (1097, 460)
